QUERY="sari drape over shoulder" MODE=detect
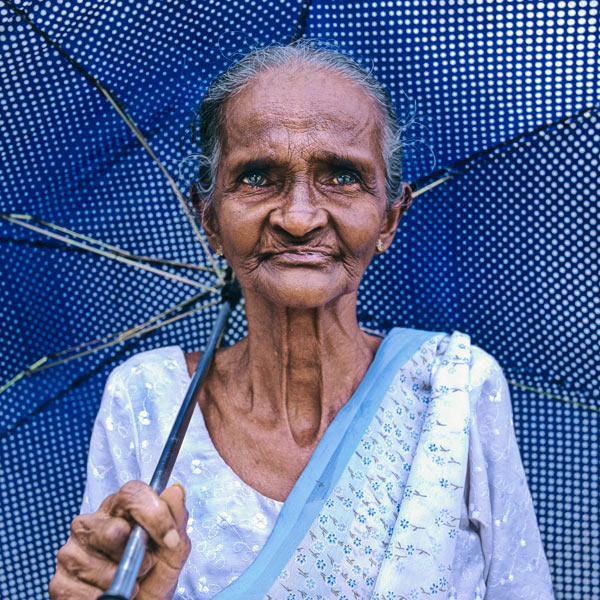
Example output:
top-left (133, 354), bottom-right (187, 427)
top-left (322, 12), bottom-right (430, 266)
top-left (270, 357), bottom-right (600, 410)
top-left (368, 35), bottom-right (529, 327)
top-left (81, 328), bottom-right (554, 600)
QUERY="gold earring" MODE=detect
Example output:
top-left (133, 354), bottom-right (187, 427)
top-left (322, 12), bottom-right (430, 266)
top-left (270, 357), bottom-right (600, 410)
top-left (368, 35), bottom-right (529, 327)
top-left (376, 239), bottom-right (384, 253)
top-left (216, 244), bottom-right (224, 257)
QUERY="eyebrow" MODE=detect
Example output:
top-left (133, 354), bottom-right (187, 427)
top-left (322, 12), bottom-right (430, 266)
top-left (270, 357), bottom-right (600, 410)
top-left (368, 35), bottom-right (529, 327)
top-left (228, 157), bottom-right (281, 177)
top-left (316, 151), bottom-right (377, 177)
top-left (226, 151), bottom-right (377, 179)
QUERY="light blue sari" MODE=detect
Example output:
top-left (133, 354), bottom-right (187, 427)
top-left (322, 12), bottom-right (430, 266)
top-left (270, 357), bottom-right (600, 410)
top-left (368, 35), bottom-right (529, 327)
top-left (212, 327), bottom-right (472, 600)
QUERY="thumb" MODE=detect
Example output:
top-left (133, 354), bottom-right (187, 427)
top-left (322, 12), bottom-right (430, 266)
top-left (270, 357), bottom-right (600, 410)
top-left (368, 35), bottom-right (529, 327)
top-left (136, 485), bottom-right (190, 598)
top-left (160, 484), bottom-right (187, 531)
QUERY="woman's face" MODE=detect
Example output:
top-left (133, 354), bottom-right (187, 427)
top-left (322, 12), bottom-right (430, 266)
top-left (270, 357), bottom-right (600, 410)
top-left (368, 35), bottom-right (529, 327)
top-left (204, 65), bottom-right (405, 308)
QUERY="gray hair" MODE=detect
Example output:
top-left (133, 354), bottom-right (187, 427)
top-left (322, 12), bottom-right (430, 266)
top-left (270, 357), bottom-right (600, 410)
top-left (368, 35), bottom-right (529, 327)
top-left (189, 40), bottom-right (404, 207)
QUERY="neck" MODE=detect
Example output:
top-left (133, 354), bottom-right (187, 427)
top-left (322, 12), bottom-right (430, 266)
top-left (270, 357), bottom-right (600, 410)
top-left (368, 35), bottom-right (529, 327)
top-left (236, 289), bottom-right (380, 447)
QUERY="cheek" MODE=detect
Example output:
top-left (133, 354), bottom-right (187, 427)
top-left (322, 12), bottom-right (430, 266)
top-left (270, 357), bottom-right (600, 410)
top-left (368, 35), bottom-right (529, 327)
top-left (218, 203), bottom-right (263, 254)
top-left (335, 208), bottom-right (383, 255)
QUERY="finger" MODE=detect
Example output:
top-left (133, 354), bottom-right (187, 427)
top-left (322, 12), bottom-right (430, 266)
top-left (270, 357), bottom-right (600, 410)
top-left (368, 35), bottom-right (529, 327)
top-left (71, 512), bottom-right (155, 576)
top-left (160, 484), bottom-right (189, 557)
top-left (106, 481), bottom-right (180, 550)
top-left (49, 566), bottom-right (103, 600)
top-left (161, 484), bottom-right (188, 529)
top-left (151, 484), bottom-right (190, 567)
top-left (71, 512), bottom-right (131, 562)
top-left (56, 539), bottom-right (117, 591)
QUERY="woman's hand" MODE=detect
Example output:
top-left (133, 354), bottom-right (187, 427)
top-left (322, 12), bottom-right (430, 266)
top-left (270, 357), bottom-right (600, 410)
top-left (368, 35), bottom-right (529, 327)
top-left (49, 482), bottom-right (191, 600)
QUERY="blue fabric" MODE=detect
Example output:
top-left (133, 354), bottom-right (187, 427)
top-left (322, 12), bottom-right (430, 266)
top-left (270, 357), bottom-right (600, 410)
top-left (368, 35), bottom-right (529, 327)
top-left (213, 327), bottom-right (440, 599)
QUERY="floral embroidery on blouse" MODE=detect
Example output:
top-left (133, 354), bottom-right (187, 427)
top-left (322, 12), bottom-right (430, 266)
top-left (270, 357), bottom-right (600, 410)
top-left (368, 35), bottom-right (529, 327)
top-left (81, 331), bottom-right (553, 599)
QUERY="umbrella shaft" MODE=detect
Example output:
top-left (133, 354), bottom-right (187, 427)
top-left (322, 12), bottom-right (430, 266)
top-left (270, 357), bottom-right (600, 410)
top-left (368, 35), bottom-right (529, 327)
top-left (98, 526), bottom-right (147, 600)
top-left (99, 297), bottom-right (235, 600)
top-left (150, 300), bottom-right (232, 493)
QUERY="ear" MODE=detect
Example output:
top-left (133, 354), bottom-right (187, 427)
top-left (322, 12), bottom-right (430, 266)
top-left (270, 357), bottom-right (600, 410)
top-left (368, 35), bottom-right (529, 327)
top-left (190, 182), bottom-right (221, 252)
top-left (377, 182), bottom-right (412, 252)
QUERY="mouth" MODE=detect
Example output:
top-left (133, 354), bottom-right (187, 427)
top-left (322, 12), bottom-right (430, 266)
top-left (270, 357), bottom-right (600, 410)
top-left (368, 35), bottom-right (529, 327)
top-left (265, 248), bottom-right (336, 266)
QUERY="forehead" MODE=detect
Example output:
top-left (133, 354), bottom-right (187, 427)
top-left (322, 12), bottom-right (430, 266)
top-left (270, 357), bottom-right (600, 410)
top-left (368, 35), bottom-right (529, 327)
top-left (220, 65), bottom-right (385, 163)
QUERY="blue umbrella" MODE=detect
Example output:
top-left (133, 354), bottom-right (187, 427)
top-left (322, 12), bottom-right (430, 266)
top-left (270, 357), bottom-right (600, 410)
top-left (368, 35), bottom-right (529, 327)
top-left (1, 1), bottom-right (598, 598)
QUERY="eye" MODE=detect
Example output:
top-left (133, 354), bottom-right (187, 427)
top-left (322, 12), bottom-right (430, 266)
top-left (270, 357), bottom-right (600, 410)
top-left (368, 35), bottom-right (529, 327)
top-left (241, 172), bottom-right (268, 187)
top-left (332, 172), bottom-right (357, 186)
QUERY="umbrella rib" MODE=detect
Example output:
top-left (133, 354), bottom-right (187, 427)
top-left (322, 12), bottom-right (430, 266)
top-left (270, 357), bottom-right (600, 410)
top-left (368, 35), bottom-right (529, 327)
top-left (507, 380), bottom-right (599, 414)
top-left (1, 214), bottom-right (221, 293)
top-left (2, 213), bottom-right (216, 272)
top-left (290, 0), bottom-right (313, 43)
top-left (97, 87), bottom-right (224, 281)
top-left (0, 294), bottom-right (220, 394)
top-left (35, 299), bottom-right (222, 372)
top-left (0, 332), bottom-right (171, 440)
top-left (52, 292), bottom-right (213, 357)
top-left (1, 0), bottom-right (225, 283)
top-left (411, 104), bottom-right (600, 197)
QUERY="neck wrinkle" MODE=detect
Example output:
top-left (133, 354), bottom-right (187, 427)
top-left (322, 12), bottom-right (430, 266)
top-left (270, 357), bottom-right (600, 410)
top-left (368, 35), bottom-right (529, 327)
top-left (242, 289), bottom-right (378, 447)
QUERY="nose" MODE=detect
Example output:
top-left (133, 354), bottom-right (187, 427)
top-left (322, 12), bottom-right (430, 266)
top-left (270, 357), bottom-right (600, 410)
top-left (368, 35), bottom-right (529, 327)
top-left (269, 181), bottom-right (328, 238)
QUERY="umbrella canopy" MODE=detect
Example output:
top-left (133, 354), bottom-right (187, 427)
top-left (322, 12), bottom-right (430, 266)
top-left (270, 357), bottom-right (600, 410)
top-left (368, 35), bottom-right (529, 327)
top-left (1, 1), bottom-right (598, 598)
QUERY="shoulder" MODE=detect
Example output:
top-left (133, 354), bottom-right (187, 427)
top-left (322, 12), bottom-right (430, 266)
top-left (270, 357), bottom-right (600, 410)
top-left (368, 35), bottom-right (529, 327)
top-left (429, 329), bottom-right (507, 389)
top-left (438, 335), bottom-right (512, 416)
top-left (467, 344), bottom-right (511, 417)
top-left (93, 345), bottom-right (193, 445)
top-left (469, 344), bottom-right (505, 387)
top-left (102, 345), bottom-right (189, 406)
top-left (465, 344), bottom-right (519, 462)
top-left (424, 331), bottom-right (510, 412)
top-left (392, 328), bottom-right (506, 377)
top-left (107, 345), bottom-right (187, 382)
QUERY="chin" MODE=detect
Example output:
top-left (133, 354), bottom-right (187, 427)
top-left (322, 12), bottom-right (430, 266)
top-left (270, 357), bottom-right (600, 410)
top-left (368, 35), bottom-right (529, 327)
top-left (247, 270), bottom-right (356, 309)
top-left (235, 260), bottom-right (365, 309)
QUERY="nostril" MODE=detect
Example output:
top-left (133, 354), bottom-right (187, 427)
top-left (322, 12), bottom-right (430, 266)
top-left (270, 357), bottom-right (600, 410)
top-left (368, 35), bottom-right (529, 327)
top-left (269, 204), bottom-right (328, 238)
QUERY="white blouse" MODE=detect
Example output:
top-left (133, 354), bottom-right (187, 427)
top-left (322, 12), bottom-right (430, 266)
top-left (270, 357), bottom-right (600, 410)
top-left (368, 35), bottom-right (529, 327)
top-left (80, 338), bottom-right (553, 599)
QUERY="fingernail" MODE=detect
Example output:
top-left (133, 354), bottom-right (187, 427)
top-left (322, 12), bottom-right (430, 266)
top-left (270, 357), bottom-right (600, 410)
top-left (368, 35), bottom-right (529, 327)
top-left (163, 529), bottom-right (180, 550)
top-left (173, 483), bottom-right (186, 501)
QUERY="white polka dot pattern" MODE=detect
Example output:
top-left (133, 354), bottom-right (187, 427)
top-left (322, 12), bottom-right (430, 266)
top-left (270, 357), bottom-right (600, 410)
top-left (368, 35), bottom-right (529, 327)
top-left (0, 1), bottom-right (597, 598)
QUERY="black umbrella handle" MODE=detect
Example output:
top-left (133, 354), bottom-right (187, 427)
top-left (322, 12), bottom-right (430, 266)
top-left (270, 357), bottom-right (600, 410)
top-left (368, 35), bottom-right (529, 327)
top-left (99, 274), bottom-right (241, 600)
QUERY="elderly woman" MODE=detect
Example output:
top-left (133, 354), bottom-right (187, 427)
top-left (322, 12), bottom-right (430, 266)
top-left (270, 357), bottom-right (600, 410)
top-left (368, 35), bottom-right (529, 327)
top-left (50, 42), bottom-right (553, 600)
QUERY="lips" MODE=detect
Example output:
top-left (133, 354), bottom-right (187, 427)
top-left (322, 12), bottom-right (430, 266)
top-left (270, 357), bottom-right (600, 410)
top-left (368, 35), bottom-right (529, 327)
top-left (266, 247), bottom-right (336, 265)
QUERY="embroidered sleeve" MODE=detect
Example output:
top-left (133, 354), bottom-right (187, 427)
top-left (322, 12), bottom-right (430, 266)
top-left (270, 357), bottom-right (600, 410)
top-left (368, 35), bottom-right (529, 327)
top-left (467, 347), bottom-right (554, 599)
top-left (79, 364), bottom-right (141, 514)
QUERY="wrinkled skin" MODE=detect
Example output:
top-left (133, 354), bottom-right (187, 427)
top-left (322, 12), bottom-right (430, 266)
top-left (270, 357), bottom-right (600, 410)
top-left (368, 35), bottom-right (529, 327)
top-left (194, 66), bottom-right (411, 501)
top-left (49, 482), bottom-right (190, 599)
top-left (50, 64), bottom-right (411, 599)
top-left (204, 66), bottom-right (404, 309)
